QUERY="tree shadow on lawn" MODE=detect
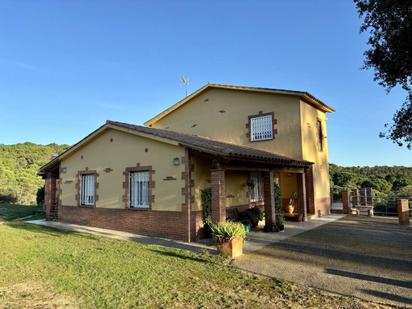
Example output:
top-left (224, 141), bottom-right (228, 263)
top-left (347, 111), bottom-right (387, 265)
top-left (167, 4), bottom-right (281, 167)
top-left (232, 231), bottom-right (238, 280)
top-left (147, 248), bottom-right (217, 264)
top-left (3, 221), bottom-right (218, 257)
top-left (129, 236), bottom-right (217, 255)
top-left (3, 221), bottom-right (98, 240)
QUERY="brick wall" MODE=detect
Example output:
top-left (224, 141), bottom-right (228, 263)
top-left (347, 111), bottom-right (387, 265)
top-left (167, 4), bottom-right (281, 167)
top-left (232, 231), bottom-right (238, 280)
top-left (44, 173), bottom-right (58, 219)
top-left (59, 206), bottom-right (204, 241)
top-left (60, 206), bottom-right (193, 241)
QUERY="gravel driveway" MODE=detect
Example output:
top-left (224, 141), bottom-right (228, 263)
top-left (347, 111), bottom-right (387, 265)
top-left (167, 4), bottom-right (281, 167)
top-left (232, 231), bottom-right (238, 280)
top-left (234, 216), bottom-right (412, 307)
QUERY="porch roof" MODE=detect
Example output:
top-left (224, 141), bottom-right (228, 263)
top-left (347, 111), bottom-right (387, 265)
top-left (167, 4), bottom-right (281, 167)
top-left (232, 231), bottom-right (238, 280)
top-left (108, 121), bottom-right (312, 168)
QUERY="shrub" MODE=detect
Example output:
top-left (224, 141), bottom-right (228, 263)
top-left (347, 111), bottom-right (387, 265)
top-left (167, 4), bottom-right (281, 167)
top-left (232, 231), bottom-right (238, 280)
top-left (238, 206), bottom-right (263, 228)
top-left (36, 186), bottom-right (45, 206)
top-left (201, 187), bottom-right (212, 237)
top-left (0, 194), bottom-right (18, 204)
top-left (210, 221), bottom-right (246, 241)
top-left (276, 215), bottom-right (284, 227)
top-left (274, 182), bottom-right (282, 213)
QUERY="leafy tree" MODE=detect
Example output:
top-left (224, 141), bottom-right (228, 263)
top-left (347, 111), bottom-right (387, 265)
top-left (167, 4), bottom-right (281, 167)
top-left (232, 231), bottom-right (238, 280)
top-left (0, 143), bottom-right (68, 205)
top-left (397, 185), bottom-right (412, 197)
top-left (391, 175), bottom-right (410, 192)
top-left (360, 176), bottom-right (392, 194)
top-left (330, 163), bottom-right (412, 198)
top-left (332, 171), bottom-right (359, 188)
top-left (354, 0), bottom-right (412, 148)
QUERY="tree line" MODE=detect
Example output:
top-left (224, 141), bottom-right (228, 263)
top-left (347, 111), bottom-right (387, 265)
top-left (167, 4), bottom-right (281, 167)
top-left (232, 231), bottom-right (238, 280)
top-left (0, 143), bottom-right (68, 205)
top-left (330, 164), bottom-right (412, 200)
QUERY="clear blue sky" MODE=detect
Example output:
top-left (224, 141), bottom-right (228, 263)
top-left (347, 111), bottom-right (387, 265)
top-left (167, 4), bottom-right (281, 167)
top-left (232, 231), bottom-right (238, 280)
top-left (0, 0), bottom-right (410, 166)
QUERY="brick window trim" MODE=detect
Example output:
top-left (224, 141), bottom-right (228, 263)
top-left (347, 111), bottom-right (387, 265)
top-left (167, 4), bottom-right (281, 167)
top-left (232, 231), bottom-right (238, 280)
top-left (75, 169), bottom-right (99, 208)
top-left (245, 111), bottom-right (278, 142)
top-left (122, 165), bottom-right (155, 210)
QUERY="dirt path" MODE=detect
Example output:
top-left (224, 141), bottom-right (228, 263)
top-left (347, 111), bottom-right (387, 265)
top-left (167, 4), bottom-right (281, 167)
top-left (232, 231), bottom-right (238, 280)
top-left (234, 216), bottom-right (412, 307)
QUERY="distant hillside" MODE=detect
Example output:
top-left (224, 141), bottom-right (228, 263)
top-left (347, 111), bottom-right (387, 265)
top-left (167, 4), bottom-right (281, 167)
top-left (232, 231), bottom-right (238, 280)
top-left (0, 143), bottom-right (68, 205)
top-left (330, 164), bottom-right (412, 199)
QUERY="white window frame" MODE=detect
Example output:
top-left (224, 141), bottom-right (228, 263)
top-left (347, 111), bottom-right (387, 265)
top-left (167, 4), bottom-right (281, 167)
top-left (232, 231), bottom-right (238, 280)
top-left (250, 172), bottom-right (264, 202)
top-left (80, 174), bottom-right (96, 206)
top-left (129, 171), bottom-right (150, 209)
top-left (250, 114), bottom-right (273, 141)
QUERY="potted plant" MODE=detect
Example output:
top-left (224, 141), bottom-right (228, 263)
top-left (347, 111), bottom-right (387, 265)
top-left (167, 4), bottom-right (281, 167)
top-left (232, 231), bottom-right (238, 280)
top-left (276, 215), bottom-right (285, 231)
top-left (210, 221), bottom-right (246, 259)
top-left (288, 192), bottom-right (297, 214)
top-left (243, 222), bottom-right (251, 233)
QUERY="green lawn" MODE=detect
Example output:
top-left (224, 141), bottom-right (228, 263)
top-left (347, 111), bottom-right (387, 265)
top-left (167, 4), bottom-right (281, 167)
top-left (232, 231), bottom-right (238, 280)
top-left (0, 222), bottom-right (380, 308)
top-left (0, 203), bottom-right (44, 221)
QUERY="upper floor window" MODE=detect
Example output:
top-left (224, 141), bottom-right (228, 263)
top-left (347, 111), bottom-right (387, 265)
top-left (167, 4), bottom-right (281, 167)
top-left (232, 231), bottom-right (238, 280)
top-left (316, 119), bottom-right (324, 152)
top-left (250, 114), bottom-right (273, 141)
top-left (129, 171), bottom-right (150, 209)
top-left (80, 174), bottom-right (96, 206)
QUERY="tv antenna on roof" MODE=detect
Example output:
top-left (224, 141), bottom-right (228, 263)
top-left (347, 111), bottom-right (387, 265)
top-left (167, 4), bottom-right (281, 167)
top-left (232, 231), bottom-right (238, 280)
top-left (180, 76), bottom-right (189, 97)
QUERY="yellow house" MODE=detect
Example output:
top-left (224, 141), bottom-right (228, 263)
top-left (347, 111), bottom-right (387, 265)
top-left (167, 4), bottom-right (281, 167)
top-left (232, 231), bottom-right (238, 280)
top-left (40, 83), bottom-right (335, 241)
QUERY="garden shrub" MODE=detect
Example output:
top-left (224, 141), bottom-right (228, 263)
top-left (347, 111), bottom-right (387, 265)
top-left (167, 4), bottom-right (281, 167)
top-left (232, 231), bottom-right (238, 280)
top-left (238, 206), bottom-right (263, 228)
top-left (201, 187), bottom-right (212, 237)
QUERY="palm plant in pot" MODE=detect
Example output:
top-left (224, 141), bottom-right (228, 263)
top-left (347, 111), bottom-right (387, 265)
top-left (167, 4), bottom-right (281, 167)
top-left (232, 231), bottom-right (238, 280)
top-left (210, 221), bottom-right (246, 259)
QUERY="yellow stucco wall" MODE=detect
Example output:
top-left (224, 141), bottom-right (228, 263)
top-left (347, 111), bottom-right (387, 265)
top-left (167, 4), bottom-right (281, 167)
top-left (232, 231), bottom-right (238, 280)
top-left (149, 88), bottom-right (331, 214)
top-left (152, 88), bottom-right (303, 159)
top-left (192, 155), bottom-right (210, 211)
top-left (280, 173), bottom-right (297, 199)
top-left (225, 172), bottom-right (249, 207)
top-left (60, 128), bottom-right (185, 211)
top-left (192, 156), bottom-right (249, 210)
top-left (300, 100), bottom-right (331, 206)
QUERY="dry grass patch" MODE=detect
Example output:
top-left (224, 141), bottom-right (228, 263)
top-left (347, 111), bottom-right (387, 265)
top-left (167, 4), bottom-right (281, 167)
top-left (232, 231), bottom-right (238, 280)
top-left (0, 282), bottom-right (77, 309)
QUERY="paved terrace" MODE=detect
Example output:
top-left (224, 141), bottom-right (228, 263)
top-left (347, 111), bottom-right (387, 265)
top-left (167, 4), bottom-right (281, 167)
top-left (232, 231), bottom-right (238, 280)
top-left (235, 216), bottom-right (412, 307)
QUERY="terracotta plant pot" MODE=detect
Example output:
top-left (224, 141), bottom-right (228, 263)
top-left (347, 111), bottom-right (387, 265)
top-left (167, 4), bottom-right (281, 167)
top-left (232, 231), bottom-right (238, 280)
top-left (215, 237), bottom-right (244, 259)
top-left (287, 204), bottom-right (294, 214)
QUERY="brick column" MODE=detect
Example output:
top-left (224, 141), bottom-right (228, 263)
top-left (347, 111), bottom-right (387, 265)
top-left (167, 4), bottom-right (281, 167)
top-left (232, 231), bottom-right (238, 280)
top-left (397, 199), bottom-right (410, 225)
top-left (44, 173), bottom-right (51, 217)
top-left (297, 172), bottom-right (307, 220)
top-left (44, 172), bottom-right (57, 220)
top-left (211, 169), bottom-right (226, 224)
top-left (342, 190), bottom-right (350, 214)
top-left (263, 170), bottom-right (276, 229)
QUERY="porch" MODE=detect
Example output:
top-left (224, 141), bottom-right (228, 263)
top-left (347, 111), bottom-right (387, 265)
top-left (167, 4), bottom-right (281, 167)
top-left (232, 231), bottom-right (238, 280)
top-left (189, 149), bottom-right (316, 235)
